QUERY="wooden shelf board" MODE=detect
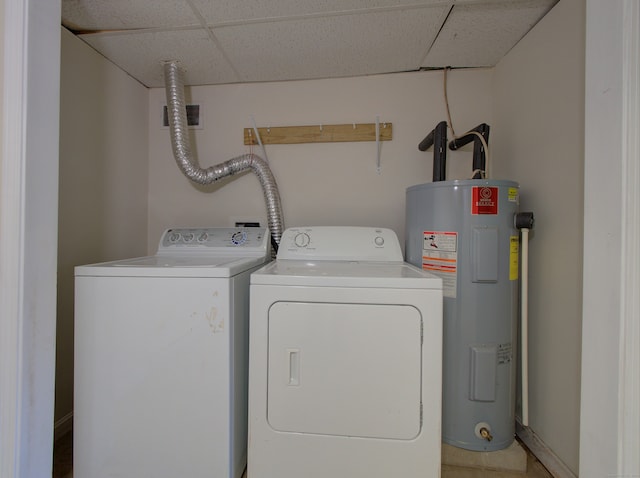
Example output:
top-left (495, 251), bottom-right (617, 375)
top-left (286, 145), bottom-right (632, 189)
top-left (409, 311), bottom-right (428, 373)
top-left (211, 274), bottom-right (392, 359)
top-left (244, 123), bottom-right (392, 145)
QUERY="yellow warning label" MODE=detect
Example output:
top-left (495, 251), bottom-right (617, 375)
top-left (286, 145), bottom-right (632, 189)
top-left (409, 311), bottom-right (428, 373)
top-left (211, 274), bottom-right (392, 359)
top-left (510, 236), bottom-right (519, 281)
top-left (508, 187), bottom-right (519, 203)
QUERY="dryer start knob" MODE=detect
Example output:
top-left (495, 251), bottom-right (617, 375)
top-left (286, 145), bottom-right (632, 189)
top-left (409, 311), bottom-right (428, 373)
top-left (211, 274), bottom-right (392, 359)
top-left (294, 233), bottom-right (311, 248)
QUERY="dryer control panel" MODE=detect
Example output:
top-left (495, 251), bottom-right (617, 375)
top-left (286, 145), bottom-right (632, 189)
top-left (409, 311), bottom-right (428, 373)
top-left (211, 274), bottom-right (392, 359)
top-left (277, 226), bottom-right (403, 262)
top-left (158, 227), bottom-right (269, 256)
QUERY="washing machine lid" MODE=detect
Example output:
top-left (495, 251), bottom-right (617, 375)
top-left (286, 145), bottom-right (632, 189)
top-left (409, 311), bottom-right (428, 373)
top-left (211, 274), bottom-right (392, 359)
top-left (75, 227), bottom-right (270, 278)
top-left (251, 259), bottom-right (441, 289)
top-left (76, 254), bottom-right (268, 278)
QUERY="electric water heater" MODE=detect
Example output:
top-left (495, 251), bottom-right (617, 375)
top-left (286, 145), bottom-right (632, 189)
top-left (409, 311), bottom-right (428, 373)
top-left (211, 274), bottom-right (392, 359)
top-left (406, 122), bottom-right (533, 451)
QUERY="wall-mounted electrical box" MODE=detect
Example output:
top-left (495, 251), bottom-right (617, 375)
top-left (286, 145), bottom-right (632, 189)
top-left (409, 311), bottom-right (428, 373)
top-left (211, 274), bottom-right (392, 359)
top-left (163, 104), bottom-right (202, 129)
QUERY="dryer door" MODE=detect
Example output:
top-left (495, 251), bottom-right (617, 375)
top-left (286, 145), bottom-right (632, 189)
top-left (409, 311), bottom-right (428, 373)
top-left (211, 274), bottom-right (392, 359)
top-left (267, 301), bottom-right (422, 440)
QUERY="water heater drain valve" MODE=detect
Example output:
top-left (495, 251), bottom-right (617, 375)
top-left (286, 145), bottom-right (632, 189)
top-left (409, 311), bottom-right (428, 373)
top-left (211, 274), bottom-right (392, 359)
top-left (474, 422), bottom-right (493, 442)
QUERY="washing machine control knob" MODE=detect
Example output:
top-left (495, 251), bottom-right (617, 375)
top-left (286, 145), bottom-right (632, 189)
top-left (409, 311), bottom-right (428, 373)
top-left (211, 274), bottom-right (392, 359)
top-left (231, 231), bottom-right (247, 245)
top-left (169, 232), bottom-right (181, 243)
top-left (374, 236), bottom-right (385, 246)
top-left (294, 232), bottom-right (311, 248)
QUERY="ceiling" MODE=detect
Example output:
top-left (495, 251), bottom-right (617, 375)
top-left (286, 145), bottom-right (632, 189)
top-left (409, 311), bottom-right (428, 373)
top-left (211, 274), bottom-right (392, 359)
top-left (61, 0), bottom-right (559, 88)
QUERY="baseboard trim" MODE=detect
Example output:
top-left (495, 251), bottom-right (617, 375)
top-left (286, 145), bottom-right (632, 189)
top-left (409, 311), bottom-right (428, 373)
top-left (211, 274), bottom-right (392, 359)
top-left (516, 421), bottom-right (577, 478)
top-left (54, 412), bottom-right (73, 442)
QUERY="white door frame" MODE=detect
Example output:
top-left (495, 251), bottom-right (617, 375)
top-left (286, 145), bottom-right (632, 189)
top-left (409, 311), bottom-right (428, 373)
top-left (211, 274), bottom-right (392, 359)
top-left (580, 1), bottom-right (640, 476)
top-left (617, 3), bottom-right (640, 472)
top-left (0, 1), bottom-right (638, 477)
top-left (0, 0), bottom-right (61, 476)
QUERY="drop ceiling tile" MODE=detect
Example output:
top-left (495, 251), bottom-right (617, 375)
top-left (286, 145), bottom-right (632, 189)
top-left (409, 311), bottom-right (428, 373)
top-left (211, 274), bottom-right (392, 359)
top-left (190, 0), bottom-right (449, 24)
top-left (62, 0), bottom-right (200, 31)
top-left (80, 29), bottom-right (239, 87)
top-left (422, 0), bottom-right (558, 68)
top-left (213, 6), bottom-right (449, 83)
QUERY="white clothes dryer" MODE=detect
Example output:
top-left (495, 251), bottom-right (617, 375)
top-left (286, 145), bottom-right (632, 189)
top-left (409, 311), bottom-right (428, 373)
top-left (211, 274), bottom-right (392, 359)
top-left (74, 227), bottom-right (270, 478)
top-left (248, 226), bottom-right (443, 478)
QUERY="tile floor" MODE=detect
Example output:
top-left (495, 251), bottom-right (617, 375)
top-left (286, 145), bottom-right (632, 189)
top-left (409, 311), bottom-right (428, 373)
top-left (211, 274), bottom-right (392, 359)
top-left (52, 431), bottom-right (553, 478)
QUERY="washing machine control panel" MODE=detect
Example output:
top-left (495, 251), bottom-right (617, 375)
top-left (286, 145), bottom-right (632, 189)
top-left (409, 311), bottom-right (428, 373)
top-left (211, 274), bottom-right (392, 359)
top-left (158, 227), bottom-right (269, 254)
top-left (278, 226), bottom-right (403, 262)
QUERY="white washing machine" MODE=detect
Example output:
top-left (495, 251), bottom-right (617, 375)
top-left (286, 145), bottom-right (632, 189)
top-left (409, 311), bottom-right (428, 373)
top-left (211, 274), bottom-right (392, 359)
top-left (248, 226), bottom-right (443, 478)
top-left (74, 227), bottom-right (270, 478)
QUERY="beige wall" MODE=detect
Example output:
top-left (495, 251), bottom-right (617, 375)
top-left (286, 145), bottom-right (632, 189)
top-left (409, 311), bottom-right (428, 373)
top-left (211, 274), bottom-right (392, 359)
top-left (56, 28), bottom-right (149, 426)
top-left (492, 0), bottom-right (585, 473)
top-left (147, 68), bottom-right (493, 252)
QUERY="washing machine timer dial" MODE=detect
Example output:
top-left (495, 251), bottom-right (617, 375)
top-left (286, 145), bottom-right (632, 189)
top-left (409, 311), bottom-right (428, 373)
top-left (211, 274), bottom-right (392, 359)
top-left (294, 232), bottom-right (311, 248)
top-left (231, 231), bottom-right (248, 245)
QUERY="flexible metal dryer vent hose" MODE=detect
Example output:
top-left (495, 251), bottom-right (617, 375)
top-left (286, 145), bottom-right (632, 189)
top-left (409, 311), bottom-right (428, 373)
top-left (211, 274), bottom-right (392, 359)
top-left (163, 61), bottom-right (284, 252)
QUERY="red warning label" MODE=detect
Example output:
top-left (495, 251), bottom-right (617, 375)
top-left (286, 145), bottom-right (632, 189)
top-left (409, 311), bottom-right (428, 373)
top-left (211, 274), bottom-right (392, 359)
top-left (471, 186), bottom-right (499, 215)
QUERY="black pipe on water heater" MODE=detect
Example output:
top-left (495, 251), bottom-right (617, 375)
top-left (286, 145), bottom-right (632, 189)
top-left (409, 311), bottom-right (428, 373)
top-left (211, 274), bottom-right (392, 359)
top-left (418, 121), bottom-right (448, 182)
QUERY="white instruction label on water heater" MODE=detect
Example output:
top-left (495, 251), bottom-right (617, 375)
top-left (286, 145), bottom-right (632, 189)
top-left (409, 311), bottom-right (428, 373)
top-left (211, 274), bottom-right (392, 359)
top-left (422, 231), bottom-right (458, 298)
